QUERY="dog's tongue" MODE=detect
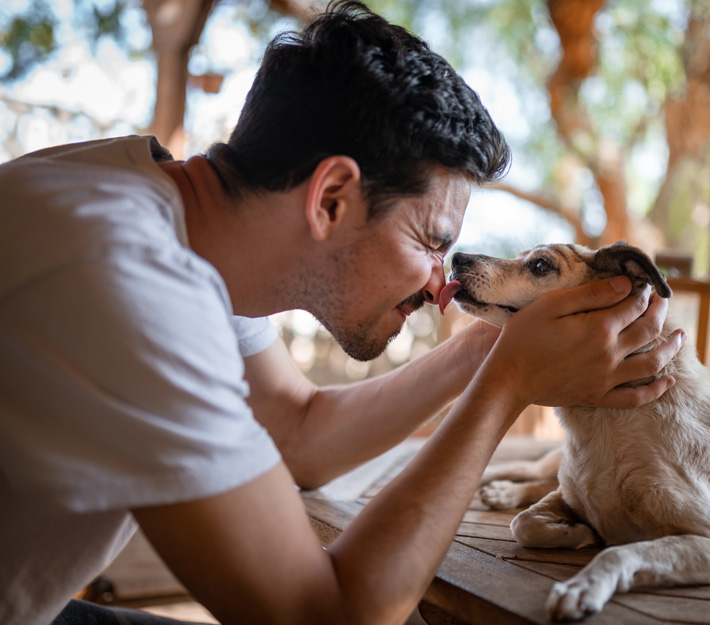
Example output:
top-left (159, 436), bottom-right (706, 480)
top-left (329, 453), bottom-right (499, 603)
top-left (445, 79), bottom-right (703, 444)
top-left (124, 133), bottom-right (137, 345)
top-left (439, 280), bottom-right (462, 315)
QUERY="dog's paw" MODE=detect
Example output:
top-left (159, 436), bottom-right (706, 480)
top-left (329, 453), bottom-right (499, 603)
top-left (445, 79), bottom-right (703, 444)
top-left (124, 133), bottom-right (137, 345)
top-left (479, 480), bottom-right (520, 510)
top-left (545, 575), bottom-right (615, 622)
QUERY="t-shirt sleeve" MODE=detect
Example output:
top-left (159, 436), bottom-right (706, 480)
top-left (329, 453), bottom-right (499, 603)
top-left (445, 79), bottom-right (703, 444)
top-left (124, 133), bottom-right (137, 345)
top-left (0, 244), bottom-right (281, 513)
top-left (231, 315), bottom-right (278, 357)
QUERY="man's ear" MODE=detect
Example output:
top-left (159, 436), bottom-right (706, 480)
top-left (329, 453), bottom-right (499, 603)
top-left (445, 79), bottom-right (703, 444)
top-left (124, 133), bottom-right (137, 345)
top-left (304, 156), bottom-right (363, 241)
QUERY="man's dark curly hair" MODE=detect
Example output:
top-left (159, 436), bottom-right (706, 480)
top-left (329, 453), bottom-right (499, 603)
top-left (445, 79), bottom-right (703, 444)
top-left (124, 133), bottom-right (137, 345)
top-left (206, 0), bottom-right (510, 217)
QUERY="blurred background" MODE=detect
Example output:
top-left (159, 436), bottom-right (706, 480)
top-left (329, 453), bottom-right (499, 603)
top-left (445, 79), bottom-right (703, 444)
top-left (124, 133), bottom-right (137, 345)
top-left (2, 0), bottom-right (709, 438)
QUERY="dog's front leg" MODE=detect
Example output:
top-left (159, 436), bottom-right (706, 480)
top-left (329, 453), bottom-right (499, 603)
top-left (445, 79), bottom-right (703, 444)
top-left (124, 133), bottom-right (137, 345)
top-left (546, 534), bottom-right (710, 622)
top-left (510, 488), bottom-right (598, 549)
top-left (481, 478), bottom-right (559, 510)
top-left (478, 446), bottom-right (562, 509)
top-left (479, 446), bottom-right (563, 485)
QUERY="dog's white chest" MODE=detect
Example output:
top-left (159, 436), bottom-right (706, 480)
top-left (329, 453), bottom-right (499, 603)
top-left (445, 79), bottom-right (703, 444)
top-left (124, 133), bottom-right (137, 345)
top-left (555, 405), bottom-right (690, 544)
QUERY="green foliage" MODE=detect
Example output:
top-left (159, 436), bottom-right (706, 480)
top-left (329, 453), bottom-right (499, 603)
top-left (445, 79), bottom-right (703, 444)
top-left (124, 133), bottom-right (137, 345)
top-left (0, 0), bottom-right (57, 81)
top-left (0, 0), bottom-right (139, 82)
top-left (81, 0), bottom-right (128, 51)
top-left (589, 0), bottom-right (686, 145)
top-left (0, 0), bottom-right (693, 222)
top-left (221, 0), bottom-right (300, 44)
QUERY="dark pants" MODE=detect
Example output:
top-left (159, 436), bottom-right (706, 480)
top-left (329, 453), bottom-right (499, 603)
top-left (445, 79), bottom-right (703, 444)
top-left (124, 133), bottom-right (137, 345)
top-left (50, 600), bottom-right (213, 625)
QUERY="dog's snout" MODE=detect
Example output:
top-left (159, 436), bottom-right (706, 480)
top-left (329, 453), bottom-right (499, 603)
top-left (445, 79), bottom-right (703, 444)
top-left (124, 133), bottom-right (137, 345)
top-left (451, 252), bottom-right (474, 270)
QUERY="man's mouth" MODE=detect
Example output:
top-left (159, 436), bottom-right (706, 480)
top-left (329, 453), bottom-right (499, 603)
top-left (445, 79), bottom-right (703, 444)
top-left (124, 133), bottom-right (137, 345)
top-left (396, 305), bottom-right (411, 318)
top-left (397, 292), bottom-right (426, 318)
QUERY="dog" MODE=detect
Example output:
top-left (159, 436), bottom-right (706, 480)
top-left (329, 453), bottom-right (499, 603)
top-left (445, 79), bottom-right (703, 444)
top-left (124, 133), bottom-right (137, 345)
top-left (439, 241), bottom-right (710, 622)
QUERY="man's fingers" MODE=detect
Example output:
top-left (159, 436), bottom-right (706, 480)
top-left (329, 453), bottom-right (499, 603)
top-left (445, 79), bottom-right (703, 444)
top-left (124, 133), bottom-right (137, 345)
top-left (617, 291), bottom-right (668, 352)
top-left (598, 283), bottom-right (653, 333)
top-left (612, 328), bottom-right (686, 390)
top-left (543, 276), bottom-right (633, 318)
top-left (598, 376), bottom-right (676, 409)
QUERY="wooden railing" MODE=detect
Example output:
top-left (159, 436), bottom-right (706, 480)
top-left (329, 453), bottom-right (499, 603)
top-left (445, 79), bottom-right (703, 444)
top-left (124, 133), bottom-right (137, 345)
top-left (667, 278), bottom-right (710, 365)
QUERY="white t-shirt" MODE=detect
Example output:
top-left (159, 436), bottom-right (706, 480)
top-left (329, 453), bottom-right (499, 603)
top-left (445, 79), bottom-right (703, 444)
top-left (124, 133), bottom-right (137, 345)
top-left (0, 136), bottom-right (282, 625)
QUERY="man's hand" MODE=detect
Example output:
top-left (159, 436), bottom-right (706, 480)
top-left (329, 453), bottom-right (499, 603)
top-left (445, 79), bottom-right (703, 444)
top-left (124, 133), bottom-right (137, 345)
top-left (484, 276), bottom-right (686, 409)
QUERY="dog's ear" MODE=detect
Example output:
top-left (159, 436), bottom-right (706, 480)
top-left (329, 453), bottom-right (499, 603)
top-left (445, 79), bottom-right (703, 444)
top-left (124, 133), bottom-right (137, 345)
top-left (591, 241), bottom-right (672, 298)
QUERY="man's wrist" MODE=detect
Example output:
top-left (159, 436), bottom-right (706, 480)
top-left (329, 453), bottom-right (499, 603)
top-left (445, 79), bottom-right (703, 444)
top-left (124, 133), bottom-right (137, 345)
top-left (469, 349), bottom-right (531, 426)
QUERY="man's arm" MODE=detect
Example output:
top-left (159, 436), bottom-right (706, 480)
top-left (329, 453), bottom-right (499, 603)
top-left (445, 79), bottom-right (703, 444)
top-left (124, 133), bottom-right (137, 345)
top-left (246, 278), bottom-right (682, 489)
top-left (133, 358), bottom-right (527, 625)
top-left (134, 278), bottom-right (683, 625)
top-left (243, 316), bottom-right (501, 488)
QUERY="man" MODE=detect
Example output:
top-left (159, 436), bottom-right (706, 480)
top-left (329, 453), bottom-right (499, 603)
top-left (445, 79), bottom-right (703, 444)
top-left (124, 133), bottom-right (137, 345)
top-left (0, 2), bottom-right (683, 624)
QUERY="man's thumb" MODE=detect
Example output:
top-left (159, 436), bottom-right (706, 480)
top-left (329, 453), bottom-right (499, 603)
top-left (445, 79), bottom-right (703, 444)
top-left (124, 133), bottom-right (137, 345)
top-left (553, 275), bottom-right (632, 316)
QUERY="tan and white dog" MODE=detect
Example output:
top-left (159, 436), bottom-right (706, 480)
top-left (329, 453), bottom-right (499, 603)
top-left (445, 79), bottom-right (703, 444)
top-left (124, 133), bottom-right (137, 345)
top-left (439, 241), bottom-right (710, 622)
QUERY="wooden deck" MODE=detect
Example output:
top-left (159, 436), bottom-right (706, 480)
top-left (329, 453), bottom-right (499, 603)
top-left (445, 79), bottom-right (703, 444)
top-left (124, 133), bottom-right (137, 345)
top-left (304, 436), bottom-right (710, 625)
top-left (95, 435), bottom-right (710, 623)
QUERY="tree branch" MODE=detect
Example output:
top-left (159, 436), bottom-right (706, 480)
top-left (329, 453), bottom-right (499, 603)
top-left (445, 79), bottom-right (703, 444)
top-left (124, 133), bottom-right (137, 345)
top-left (489, 182), bottom-right (588, 244)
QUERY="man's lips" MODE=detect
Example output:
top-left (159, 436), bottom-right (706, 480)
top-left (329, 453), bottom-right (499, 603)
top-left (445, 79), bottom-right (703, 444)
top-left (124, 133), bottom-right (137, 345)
top-left (439, 280), bottom-right (463, 315)
top-left (397, 292), bottom-right (426, 319)
top-left (396, 305), bottom-right (411, 318)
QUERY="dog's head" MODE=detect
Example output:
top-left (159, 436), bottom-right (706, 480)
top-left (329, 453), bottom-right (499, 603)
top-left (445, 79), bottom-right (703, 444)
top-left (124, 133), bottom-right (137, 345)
top-left (440, 241), bottom-right (672, 327)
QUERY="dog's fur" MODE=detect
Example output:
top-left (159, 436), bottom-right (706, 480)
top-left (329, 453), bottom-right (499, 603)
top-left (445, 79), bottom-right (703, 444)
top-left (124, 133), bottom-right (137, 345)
top-left (443, 241), bottom-right (710, 621)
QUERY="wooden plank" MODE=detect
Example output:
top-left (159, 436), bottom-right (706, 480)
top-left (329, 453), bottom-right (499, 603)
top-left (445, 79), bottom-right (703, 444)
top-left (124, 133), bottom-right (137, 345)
top-left (424, 539), bottom-right (661, 625)
top-left (419, 600), bottom-right (471, 625)
top-left (316, 438), bottom-right (425, 501)
top-left (425, 541), bottom-right (551, 625)
top-left (455, 535), bottom-right (601, 567)
top-left (455, 521), bottom-right (515, 542)
top-left (301, 436), bottom-right (696, 624)
top-left (509, 559), bottom-right (583, 580)
top-left (648, 587), bottom-right (710, 601)
top-left (510, 558), bottom-right (710, 624)
top-left (513, 560), bottom-right (710, 601)
top-left (461, 509), bottom-right (519, 527)
top-left (611, 592), bottom-right (710, 624)
top-left (302, 494), bottom-right (363, 547)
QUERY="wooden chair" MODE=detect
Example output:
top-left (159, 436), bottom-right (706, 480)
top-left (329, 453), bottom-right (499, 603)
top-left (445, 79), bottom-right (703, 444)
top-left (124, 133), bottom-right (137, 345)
top-left (666, 277), bottom-right (710, 365)
top-left (655, 250), bottom-right (710, 365)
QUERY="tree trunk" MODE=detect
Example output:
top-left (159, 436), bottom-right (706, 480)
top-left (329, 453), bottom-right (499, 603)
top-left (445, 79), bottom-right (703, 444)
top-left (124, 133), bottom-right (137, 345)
top-left (143, 0), bottom-right (313, 159)
top-left (546, 0), bottom-right (630, 246)
top-left (143, 0), bottom-right (214, 156)
top-left (651, 3), bottom-right (710, 275)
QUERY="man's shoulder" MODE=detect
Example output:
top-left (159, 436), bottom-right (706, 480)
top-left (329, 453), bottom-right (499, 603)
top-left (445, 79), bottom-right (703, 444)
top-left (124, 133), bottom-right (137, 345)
top-left (13, 135), bottom-right (169, 166)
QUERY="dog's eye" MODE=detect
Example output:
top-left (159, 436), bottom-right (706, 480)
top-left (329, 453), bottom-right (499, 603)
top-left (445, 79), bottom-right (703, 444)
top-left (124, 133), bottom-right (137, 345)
top-left (529, 258), bottom-right (553, 276)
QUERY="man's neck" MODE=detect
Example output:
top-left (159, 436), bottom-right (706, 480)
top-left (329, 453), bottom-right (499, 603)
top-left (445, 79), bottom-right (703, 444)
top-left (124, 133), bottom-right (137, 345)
top-left (158, 157), bottom-right (311, 318)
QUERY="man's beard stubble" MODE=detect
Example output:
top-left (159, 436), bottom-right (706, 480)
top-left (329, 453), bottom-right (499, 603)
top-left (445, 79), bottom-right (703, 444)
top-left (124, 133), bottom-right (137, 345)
top-left (320, 291), bottom-right (426, 362)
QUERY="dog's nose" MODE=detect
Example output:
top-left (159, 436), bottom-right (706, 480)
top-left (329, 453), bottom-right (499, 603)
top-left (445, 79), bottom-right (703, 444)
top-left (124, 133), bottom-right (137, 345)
top-left (451, 252), bottom-right (474, 269)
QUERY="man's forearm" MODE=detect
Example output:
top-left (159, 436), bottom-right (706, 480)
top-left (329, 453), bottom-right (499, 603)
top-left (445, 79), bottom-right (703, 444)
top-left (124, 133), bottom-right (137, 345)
top-left (135, 364), bottom-right (524, 625)
top-left (326, 362), bottom-right (524, 623)
top-left (288, 319), bottom-right (499, 488)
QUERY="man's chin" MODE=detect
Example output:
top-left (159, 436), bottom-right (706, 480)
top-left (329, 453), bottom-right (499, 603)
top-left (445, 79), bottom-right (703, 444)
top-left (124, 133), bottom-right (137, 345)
top-left (335, 328), bottom-right (400, 362)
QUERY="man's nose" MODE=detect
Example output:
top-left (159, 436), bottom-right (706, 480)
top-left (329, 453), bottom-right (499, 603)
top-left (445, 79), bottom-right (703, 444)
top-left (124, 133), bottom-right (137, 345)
top-left (422, 262), bottom-right (446, 305)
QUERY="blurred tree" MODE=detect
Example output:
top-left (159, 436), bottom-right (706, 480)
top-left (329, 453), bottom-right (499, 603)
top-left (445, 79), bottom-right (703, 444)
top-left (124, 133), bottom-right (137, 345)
top-left (650, 3), bottom-right (710, 272)
top-left (367, 0), bottom-right (706, 262)
top-left (0, 0), bottom-right (58, 81)
top-left (142, 0), bottom-right (312, 153)
top-left (0, 0), bottom-right (312, 156)
top-left (3, 0), bottom-right (710, 267)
